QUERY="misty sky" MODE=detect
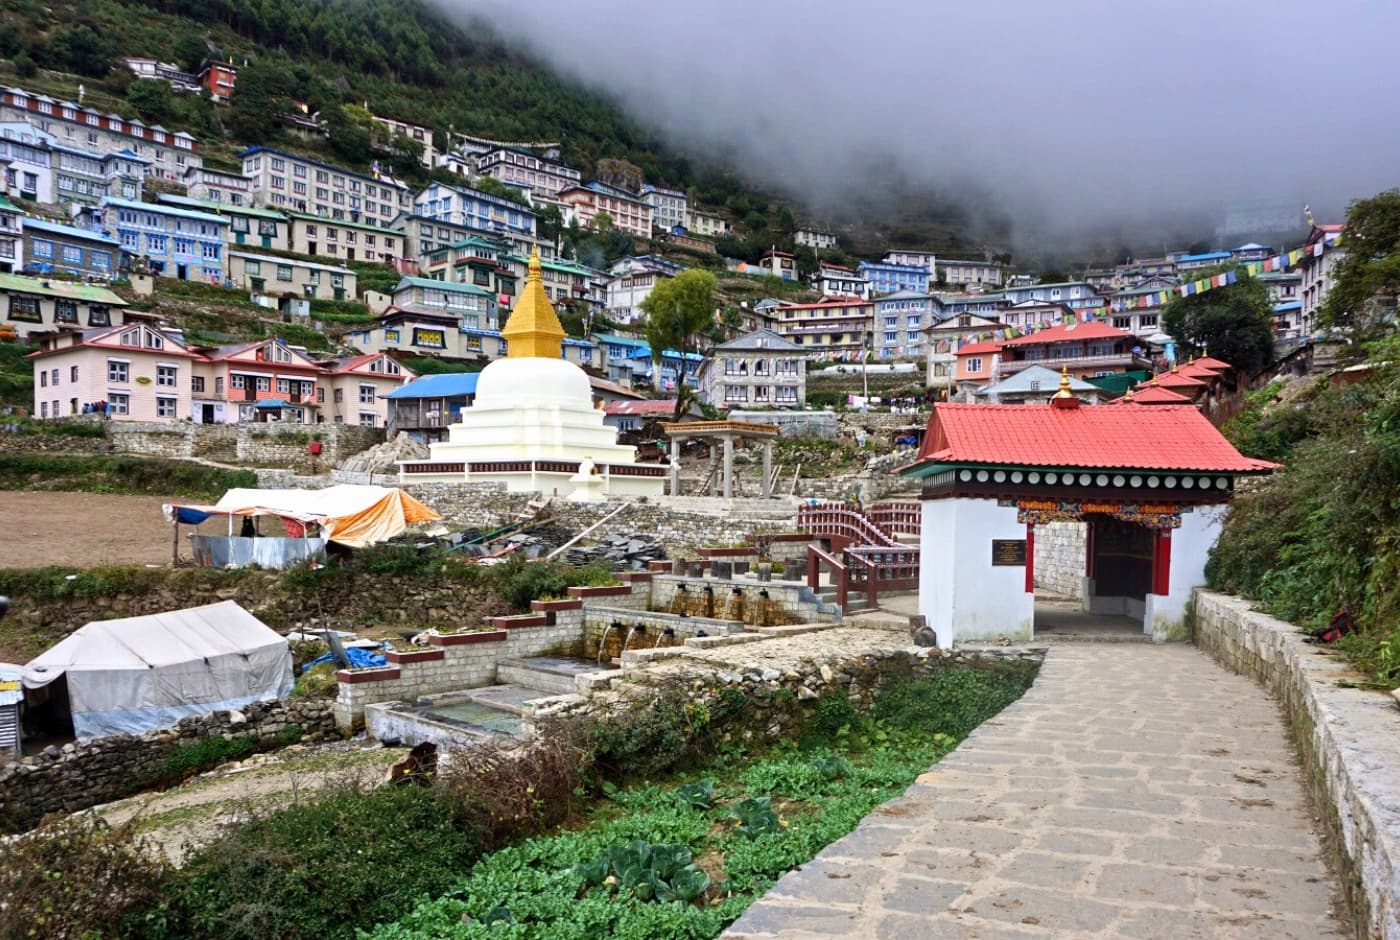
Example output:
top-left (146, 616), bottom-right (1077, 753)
top-left (434, 0), bottom-right (1400, 249)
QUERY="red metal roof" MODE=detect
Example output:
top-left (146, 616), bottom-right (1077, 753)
top-left (1126, 385), bottom-right (1193, 405)
top-left (1189, 355), bottom-right (1232, 372)
top-left (913, 402), bottom-right (1275, 472)
top-left (954, 341), bottom-right (1004, 356)
top-left (1140, 370), bottom-right (1207, 391)
top-left (999, 321), bottom-right (1133, 347)
top-left (1176, 361), bottom-right (1223, 382)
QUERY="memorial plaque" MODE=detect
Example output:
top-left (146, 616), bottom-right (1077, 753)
top-left (991, 539), bottom-right (1027, 566)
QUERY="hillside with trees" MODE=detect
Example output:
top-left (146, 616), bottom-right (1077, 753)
top-left (0, 0), bottom-right (992, 260)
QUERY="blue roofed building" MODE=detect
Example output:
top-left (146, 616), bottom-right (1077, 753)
top-left (413, 181), bottom-right (537, 239)
top-left (999, 281), bottom-right (1105, 313)
top-left (21, 217), bottom-right (120, 278)
top-left (874, 290), bottom-right (939, 360)
top-left (90, 196), bottom-right (229, 281)
top-left (1172, 250), bottom-right (1233, 272)
top-left (859, 259), bottom-right (930, 296)
top-left (383, 371), bottom-right (481, 442)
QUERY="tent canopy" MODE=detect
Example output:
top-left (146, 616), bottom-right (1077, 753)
top-left (22, 601), bottom-right (293, 740)
top-left (164, 484), bottom-right (441, 548)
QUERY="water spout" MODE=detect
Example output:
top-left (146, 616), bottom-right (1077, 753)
top-left (702, 585), bottom-right (715, 617)
top-left (724, 586), bottom-right (745, 623)
top-left (621, 623), bottom-right (647, 656)
top-left (598, 619), bottom-right (623, 666)
top-left (668, 585), bottom-right (688, 615)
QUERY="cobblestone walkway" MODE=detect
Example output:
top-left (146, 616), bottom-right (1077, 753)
top-left (723, 644), bottom-right (1345, 939)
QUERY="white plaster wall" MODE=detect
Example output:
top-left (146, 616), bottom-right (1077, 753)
top-left (1145, 505), bottom-right (1226, 642)
top-left (921, 498), bottom-right (1033, 647)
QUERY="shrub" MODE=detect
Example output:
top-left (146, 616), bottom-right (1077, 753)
top-left (873, 663), bottom-right (1038, 739)
top-left (150, 724), bottom-right (303, 785)
top-left (154, 784), bottom-right (482, 940)
top-left (0, 815), bottom-right (169, 940)
top-left (0, 454), bottom-right (256, 499)
top-left (488, 556), bottom-right (618, 611)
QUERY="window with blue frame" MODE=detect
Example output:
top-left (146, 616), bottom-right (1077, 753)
top-left (61, 245), bottom-right (82, 265)
top-left (31, 238), bottom-right (53, 259)
top-left (90, 250), bottom-right (110, 271)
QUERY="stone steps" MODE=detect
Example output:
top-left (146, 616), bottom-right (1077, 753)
top-left (496, 656), bottom-right (618, 696)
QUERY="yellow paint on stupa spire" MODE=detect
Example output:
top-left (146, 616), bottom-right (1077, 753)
top-left (500, 248), bottom-right (565, 359)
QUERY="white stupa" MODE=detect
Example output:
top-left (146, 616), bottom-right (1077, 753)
top-left (398, 249), bottom-right (667, 498)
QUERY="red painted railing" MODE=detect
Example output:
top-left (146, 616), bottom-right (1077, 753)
top-left (807, 543), bottom-right (849, 610)
top-left (868, 502), bottom-right (921, 538)
top-left (845, 546), bottom-right (921, 608)
top-left (798, 502), bottom-right (907, 549)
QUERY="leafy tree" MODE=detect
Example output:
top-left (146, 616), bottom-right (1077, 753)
top-left (468, 175), bottom-right (529, 207)
top-left (173, 31), bottom-right (209, 74)
top-left (228, 57), bottom-right (296, 142)
top-left (44, 24), bottom-right (117, 78)
top-left (126, 79), bottom-right (175, 123)
top-left (1161, 265), bottom-right (1275, 373)
top-left (323, 104), bottom-right (374, 166)
top-left (1319, 189), bottom-right (1400, 338)
top-left (640, 269), bottom-right (717, 415)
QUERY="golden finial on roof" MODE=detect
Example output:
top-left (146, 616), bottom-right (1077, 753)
top-left (500, 247), bottom-right (565, 359)
top-left (1053, 365), bottom-right (1073, 399)
top-left (1124, 387), bottom-right (1135, 402)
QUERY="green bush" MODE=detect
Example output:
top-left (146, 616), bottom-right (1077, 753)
top-left (153, 784), bottom-right (482, 940)
top-left (0, 815), bottom-right (169, 940)
top-left (873, 663), bottom-right (1038, 739)
top-left (0, 454), bottom-right (256, 498)
top-left (489, 556), bottom-right (618, 610)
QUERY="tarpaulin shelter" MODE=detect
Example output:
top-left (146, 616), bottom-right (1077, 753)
top-left (164, 484), bottom-right (441, 549)
top-left (21, 601), bottom-right (293, 740)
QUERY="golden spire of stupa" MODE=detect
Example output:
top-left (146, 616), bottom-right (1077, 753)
top-left (500, 248), bottom-right (565, 359)
top-left (1053, 365), bottom-right (1074, 399)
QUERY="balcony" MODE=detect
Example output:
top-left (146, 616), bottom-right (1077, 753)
top-left (1000, 352), bottom-right (1151, 374)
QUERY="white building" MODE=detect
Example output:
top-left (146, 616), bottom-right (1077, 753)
top-left (685, 208), bottom-right (730, 238)
top-left (640, 184), bottom-right (688, 232)
top-left (938, 258), bottom-right (1004, 288)
top-left (239, 146), bottom-right (412, 226)
top-left (795, 228), bottom-right (838, 250)
top-left (182, 166), bottom-right (255, 207)
top-left (606, 256), bottom-right (679, 324)
top-left (0, 193), bottom-right (21, 272)
top-left (1299, 224), bottom-right (1345, 335)
top-left (884, 250), bottom-right (936, 271)
top-left (815, 263), bottom-right (870, 300)
top-left (472, 146), bottom-right (582, 197)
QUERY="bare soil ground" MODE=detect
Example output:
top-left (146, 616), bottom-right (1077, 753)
top-left (0, 491), bottom-right (225, 568)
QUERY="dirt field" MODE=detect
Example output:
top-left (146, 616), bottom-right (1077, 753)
top-left (0, 491), bottom-right (224, 568)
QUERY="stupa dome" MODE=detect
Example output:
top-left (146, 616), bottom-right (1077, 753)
top-left (474, 354), bottom-right (592, 407)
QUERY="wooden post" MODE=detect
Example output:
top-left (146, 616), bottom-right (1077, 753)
top-left (171, 521), bottom-right (179, 567)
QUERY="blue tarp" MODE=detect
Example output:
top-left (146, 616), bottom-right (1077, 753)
top-left (172, 506), bottom-right (213, 524)
top-left (300, 646), bottom-right (387, 674)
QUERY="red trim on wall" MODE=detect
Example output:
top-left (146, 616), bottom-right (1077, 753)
top-left (385, 649), bottom-right (445, 664)
top-left (335, 667), bottom-right (401, 684)
top-left (1152, 529), bottom-right (1172, 595)
top-left (1025, 523), bottom-right (1035, 593)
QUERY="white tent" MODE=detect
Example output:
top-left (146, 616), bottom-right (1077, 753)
top-left (22, 601), bottom-right (293, 740)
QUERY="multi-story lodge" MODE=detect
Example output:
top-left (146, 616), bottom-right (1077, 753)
top-left (700, 328), bottom-right (808, 410)
top-left (993, 320), bottom-right (1152, 381)
top-left (1298, 223), bottom-right (1345, 336)
top-left (239, 146), bottom-right (412, 225)
top-left (0, 121), bottom-right (53, 201)
top-left (1000, 280), bottom-right (1105, 313)
top-left (155, 194), bottom-right (291, 253)
top-left (0, 122), bottom-right (149, 207)
top-left (883, 250), bottom-right (937, 271)
top-left (0, 194), bottom-right (21, 272)
top-left (771, 297), bottom-right (875, 360)
top-left (22, 218), bottom-right (120, 279)
top-left (286, 213), bottom-right (401, 264)
top-left (640, 184), bottom-right (688, 232)
top-left (794, 228), bottom-right (838, 250)
top-left (472, 146), bottom-right (581, 197)
top-left (558, 183), bottom-right (652, 239)
top-left (685, 209), bottom-right (729, 238)
top-left (413, 181), bottom-right (538, 240)
top-left (814, 263), bottom-right (870, 300)
top-left (226, 251), bottom-right (355, 301)
top-left (0, 86), bottom-right (200, 180)
top-left (182, 166), bottom-right (255, 206)
top-left (92, 197), bottom-right (228, 282)
top-left (1, 272), bottom-right (127, 339)
top-left (859, 259), bottom-right (930, 296)
top-left (29, 321), bottom-right (198, 420)
top-left (924, 311), bottom-right (1004, 391)
top-left (937, 258), bottom-right (1004, 288)
top-left (605, 255), bottom-right (680, 323)
top-left (873, 290), bottom-right (937, 360)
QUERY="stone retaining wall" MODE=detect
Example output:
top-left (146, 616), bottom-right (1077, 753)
top-left (1193, 589), bottom-right (1400, 938)
top-left (650, 574), bottom-right (840, 625)
top-left (0, 698), bottom-right (336, 831)
top-left (332, 604), bottom-right (586, 730)
top-left (583, 604), bottom-right (744, 661)
top-left (1034, 520), bottom-right (1086, 598)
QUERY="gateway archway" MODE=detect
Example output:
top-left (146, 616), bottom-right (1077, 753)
top-left (902, 374), bottom-right (1275, 647)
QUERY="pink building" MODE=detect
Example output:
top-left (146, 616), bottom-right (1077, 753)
top-left (318, 352), bottom-right (412, 426)
top-left (29, 323), bottom-right (203, 421)
top-left (558, 183), bottom-right (653, 239)
top-left (953, 340), bottom-right (1001, 385)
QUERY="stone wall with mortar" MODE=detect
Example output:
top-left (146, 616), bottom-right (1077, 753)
top-left (649, 574), bottom-right (841, 626)
top-left (0, 698), bottom-right (336, 831)
top-left (333, 604), bottom-right (587, 730)
top-left (84, 420), bottom-right (384, 469)
top-left (0, 567), bottom-right (511, 645)
top-left (1034, 520), bottom-right (1086, 598)
top-left (583, 604), bottom-right (744, 662)
top-left (1193, 589), bottom-right (1400, 939)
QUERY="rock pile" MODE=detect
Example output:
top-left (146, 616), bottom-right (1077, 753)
top-left (339, 432), bottom-right (428, 475)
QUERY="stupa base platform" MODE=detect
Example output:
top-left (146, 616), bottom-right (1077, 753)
top-left (398, 457), bottom-right (667, 498)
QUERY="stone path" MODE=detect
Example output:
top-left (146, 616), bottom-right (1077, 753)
top-left (724, 644), bottom-right (1345, 939)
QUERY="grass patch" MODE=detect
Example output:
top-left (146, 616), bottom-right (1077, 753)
top-left (149, 725), bottom-right (304, 786)
top-left (0, 453), bottom-right (257, 499)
